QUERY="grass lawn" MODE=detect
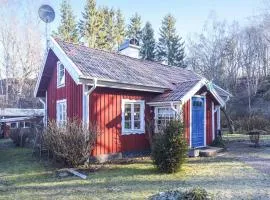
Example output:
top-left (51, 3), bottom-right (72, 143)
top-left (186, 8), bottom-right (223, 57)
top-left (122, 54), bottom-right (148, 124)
top-left (0, 139), bottom-right (269, 200)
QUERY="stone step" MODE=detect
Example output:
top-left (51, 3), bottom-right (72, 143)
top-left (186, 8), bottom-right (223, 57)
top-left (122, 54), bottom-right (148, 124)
top-left (188, 147), bottom-right (224, 157)
top-left (199, 147), bottom-right (224, 157)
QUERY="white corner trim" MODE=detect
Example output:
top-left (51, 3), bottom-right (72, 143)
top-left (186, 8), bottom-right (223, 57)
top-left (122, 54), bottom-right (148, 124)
top-left (82, 79), bottom-right (97, 127)
top-left (121, 99), bottom-right (145, 135)
top-left (212, 101), bottom-right (215, 141)
top-left (189, 97), bottom-right (192, 148)
top-left (50, 37), bottom-right (83, 85)
top-left (204, 96), bottom-right (207, 147)
top-left (217, 106), bottom-right (221, 130)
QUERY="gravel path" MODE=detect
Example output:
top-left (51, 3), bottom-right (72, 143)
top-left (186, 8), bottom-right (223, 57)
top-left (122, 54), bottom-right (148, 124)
top-left (225, 140), bottom-right (270, 175)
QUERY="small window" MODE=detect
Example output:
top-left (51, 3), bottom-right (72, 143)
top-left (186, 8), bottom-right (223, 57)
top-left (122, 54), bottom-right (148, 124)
top-left (155, 107), bottom-right (176, 132)
top-left (24, 122), bottom-right (31, 128)
top-left (56, 99), bottom-right (67, 125)
top-left (10, 123), bottom-right (17, 129)
top-left (122, 100), bottom-right (145, 134)
top-left (57, 61), bottom-right (65, 87)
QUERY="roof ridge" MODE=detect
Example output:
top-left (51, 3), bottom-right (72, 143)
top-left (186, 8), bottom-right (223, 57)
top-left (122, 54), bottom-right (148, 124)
top-left (53, 37), bottom-right (193, 72)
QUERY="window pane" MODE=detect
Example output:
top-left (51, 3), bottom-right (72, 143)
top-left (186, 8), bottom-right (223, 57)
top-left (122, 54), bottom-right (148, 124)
top-left (124, 104), bottom-right (131, 129)
top-left (134, 120), bottom-right (140, 129)
top-left (124, 104), bottom-right (131, 120)
top-left (125, 121), bottom-right (131, 129)
top-left (134, 104), bottom-right (140, 120)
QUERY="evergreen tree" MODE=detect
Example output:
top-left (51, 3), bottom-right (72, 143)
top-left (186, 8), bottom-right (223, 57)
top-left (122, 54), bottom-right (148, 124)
top-left (95, 7), bottom-right (117, 51)
top-left (140, 22), bottom-right (156, 61)
top-left (105, 8), bottom-right (117, 51)
top-left (115, 9), bottom-right (125, 48)
top-left (95, 8), bottom-right (107, 49)
top-left (54, 0), bottom-right (78, 42)
top-left (79, 0), bottom-right (100, 47)
top-left (126, 13), bottom-right (142, 41)
top-left (157, 14), bottom-right (185, 67)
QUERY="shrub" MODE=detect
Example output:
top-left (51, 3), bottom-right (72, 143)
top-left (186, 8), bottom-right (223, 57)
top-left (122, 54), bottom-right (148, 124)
top-left (43, 120), bottom-right (99, 167)
top-left (235, 115), bottom-right (269, 132)
top-left (151, 120), bottom-right (188, 173)
top-left (210, 135), bottom-right (225, 148)
top-left (10, 127), bottom-right (35, 147)
top-left (248, 130), bottom-right (261, 147)
top-left (182, 187), bottom-right (213, 200)
top-left (149, 187), bottom-right (213, 200)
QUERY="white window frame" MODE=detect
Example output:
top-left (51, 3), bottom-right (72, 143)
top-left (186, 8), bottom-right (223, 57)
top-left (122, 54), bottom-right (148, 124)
top-left (121, 99), bottom-right (145, 135)
top-left (56, 99), bottom-right (67, 125)
top-left (57, 61), bottom-right (65, 88)
top-left (154, 106), bottom-right (177, 133)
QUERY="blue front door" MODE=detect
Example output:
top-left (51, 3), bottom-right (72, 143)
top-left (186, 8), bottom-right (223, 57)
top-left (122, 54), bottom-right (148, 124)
top-left (192, 97), bottom-right (205, 148)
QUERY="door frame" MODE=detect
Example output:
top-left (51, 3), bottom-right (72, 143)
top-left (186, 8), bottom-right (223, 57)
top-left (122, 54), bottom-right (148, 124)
top-left (189, 95), bottom-right (206, 148)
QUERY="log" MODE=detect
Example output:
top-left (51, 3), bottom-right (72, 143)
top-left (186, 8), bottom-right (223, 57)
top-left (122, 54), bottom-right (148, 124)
top-left (67, 168), bottom-right (87, 179)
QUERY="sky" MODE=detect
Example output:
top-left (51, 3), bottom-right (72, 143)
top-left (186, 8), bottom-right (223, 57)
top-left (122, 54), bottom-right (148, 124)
top-left (42, 0), bottom-right (266, 41)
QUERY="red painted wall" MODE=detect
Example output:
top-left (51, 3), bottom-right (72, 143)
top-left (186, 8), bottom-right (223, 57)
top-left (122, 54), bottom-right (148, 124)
top-left (90, 88), bottom-right (156, 156)
top-left (183, 100), bottom-right (190, 144)
top-left (47, 57), bottom-right (82, 121)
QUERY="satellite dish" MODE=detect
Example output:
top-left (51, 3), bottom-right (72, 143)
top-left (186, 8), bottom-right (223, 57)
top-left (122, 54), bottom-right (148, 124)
top-left (38, 4), bottom-right (55, 51)
top-left (38, 4), bottom-right (55, 23)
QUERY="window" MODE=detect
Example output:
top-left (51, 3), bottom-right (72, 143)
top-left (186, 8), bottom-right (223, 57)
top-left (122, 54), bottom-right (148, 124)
top-left (57, 61), bottom-right (65, 87)
top-left (10, 122), bottom-right (17, 129)
top-left (24, 122), bottom-right (31, 128)
top-left (155, 107), bottom-right (176, 132)
top-left (56, 99), bottom-right (67, 125)
top-left (122, 99), bottom-right (145, 134)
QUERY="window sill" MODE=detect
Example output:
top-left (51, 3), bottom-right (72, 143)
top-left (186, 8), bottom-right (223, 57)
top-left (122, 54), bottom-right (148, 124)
top-left (122, 130), bottom-right (145, 135)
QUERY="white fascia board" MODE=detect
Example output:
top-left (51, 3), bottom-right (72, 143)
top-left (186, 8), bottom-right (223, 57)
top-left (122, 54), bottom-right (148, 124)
top-left (147, 101), bottom-right (180, 106)
top-left (34, 50), bottom-right (50, 97)
top-left (50, 37), bottom-right (83, 85)
top-left (213, 83), bottom-right (233, 97)
top-left (180, 79), bottom-right (207, 105)
top-left (210, 87), bottom-right (226, 107)
top-left (80, 78), bottom-right (166, 93)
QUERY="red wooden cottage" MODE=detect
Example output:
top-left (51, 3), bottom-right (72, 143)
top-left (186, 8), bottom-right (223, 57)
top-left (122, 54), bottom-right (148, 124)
top-left (35, 37), bottom-right (231, 161)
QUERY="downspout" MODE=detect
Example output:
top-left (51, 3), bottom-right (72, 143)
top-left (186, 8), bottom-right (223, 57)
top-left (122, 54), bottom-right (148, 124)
top-left (39, 98), bottom-right (46, 126)
top-left (85, 78), bottom-right (97, 96)
top-left (84, 78), bottom-right (97, 127)
top-left (170, 102), bottom-right (178, 113)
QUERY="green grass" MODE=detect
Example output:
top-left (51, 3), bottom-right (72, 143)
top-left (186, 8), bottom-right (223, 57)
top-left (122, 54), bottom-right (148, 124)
top-left (0, 139), bottom-right (269, 200)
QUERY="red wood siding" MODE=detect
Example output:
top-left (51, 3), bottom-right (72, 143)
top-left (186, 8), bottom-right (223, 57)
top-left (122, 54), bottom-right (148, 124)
top-left (182, 100), bottom-right (190, 144)
top-left (47, 57), bottom-right (82, 121)
top-left (90, 88), bottom-right (156, 156)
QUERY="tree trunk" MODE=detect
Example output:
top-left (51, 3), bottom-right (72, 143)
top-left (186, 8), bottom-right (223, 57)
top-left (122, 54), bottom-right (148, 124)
top-left (221, 107), bottom-right (234, 134)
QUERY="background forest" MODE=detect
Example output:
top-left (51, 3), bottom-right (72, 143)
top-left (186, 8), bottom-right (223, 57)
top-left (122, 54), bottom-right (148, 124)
top-left (1, 0), bottom-right (270, 122)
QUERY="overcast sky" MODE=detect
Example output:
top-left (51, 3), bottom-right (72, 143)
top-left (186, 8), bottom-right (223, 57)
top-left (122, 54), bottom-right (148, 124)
top-left (42, 0), bottom-right (266, 41)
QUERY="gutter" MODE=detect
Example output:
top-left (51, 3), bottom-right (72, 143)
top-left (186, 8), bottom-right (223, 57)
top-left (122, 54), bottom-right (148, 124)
top-left (83, 78), bottom-right (97, 127)
top-left (85, 78), bottom-right (97, 96)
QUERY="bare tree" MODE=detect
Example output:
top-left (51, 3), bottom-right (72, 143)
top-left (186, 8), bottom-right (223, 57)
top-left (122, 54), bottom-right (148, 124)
top-left (0, 1), bottom-right (43, 108)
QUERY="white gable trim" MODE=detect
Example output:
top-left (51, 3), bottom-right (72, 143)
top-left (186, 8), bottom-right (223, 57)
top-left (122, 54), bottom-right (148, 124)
top-left (34, 50), bottom-right (49, 97)
top-left (181, 79), bottom-right (207, 105)
top-left (180, 78), bottom-right (226, 107)
top-left (50, 37), bottom-right (83, 84)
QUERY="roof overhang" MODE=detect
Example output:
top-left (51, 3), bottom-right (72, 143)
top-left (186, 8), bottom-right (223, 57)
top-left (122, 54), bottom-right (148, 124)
top-left (147, 79), bottom-right (228, 107)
